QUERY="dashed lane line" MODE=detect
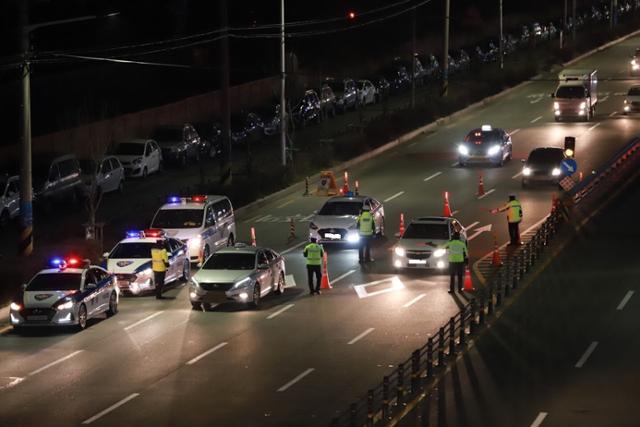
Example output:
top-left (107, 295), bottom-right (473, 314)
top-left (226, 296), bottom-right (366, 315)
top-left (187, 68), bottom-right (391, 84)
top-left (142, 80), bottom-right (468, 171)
top-left (244, 214), bottom-right (262, 223)
top-left (452, 210), bottom-right (460, 215)
top-left (402, 293), bottom-right (426, 308)
top-left (600, 95), bottom-right (609, 102)
top-left (575, 341), bottom-right (599, 368)
top-left (587, 122), bottom-right (602, 132)
top-left (509, 128), bottom-right (521, 135)
top-left (267, 304), bottom-right (295, 320)
top-left (512, 171), bottom-right (523, 179)
top-left (81, 393), bottom-right (140, 425)
top-left (332, 269), bottom-right (356, 284)
top-left (348, 328), bottom-right (375, 345)
top-left (28, 350), bottom-right (83, 376)
top-left (424, 171), bottom-right (442, 182)
top-left (610, 111), bottom-right (618, 117)
top-left (124, 311), bottom-right (164, 331)
top-left (281, 240), bottom-right (307, 255)
top-left (384, 191), bottom-right (405, 203)
top-left (277, 199), bottom-right (295, 208)
top-left (617, 290), bottom-right (634, 310)
top-left (530, 115), bottom-right (543, 123)
top-left (277, 368), bottom-right (315, 392)
top-left (477, 188), bottom-right (495, 199)
top-left (185, 342), bottom-right (228, 365)
top-left (530, 412), bottom-right (548, 427)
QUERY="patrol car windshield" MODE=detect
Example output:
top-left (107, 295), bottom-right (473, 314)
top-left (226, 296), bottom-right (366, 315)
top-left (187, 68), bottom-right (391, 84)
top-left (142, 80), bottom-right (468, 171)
top-left (318, 201), bottom-right (362, 216)
top-left (27, 273), bottom-right (82, 291)
top-left (202, 253), bottom-right (255, 270)
top-left (152, 209), bottom-right (203, 228)
top-left (403, 223), bottom-right (450, 240)
top-left (528, 149), bottom-right (564, 165)
top-left (555, 86), bottom-right (586, 98)
top-left (115, 143), bottom-right (145, 155)
top-left (110, 242), bottom-right (155, 259)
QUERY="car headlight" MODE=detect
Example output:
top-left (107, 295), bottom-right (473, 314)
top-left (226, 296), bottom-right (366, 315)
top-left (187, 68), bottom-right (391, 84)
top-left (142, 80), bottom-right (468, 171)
top-left (624, 99), bottom-right (628, 104)
top-left (553, 102), bottom-right (559, 110)
top-left (552, 168), bottom-right (561, 176)
top-left (188, 236), bottom-right (202, 249)
top-left (633, 63), bottom-right (640, 70)
top-left (133, 157), bottom-right (143, 165)
top-left (632, 59), bottom-right (637, 66)
top-left (309, 222), bottom-right (318, 230)
top-left (458, 145), bottom-right (469, 156)
top-left (487, 145), bottom-right (501, 156)
top-left (522, 167), bottom-right (532, 176)
top-left (10, 302), bottom-right (21, 311)
top-left (347, 232), bottom-right (360, 243)
top-left (433, 248), bottom-right (446, 258)
top-left (579, 102), bottom-right (586, 110)
top-left (232, 277), bottom-right (251, 289)
top-left (394, 246), bottom-right (406, 257)
top-left (56, 300), bottom-right (74, 310)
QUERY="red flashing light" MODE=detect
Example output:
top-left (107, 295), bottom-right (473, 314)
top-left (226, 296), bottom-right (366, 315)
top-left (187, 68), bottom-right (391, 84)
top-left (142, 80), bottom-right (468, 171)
top-left (67, 257), bottom-right (80, 266)
top-left (144, 228), bottom-right (164, 238)
top-left (190, 195), bottom-right (207, 203)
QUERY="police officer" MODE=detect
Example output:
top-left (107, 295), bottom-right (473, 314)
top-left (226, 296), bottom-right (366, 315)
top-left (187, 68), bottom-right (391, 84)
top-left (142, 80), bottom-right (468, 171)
top-left (444, 232), bottom-right (468, 293)
top-left (151, 239), bottom-right (169, 299)
top-left (303, 237), bottom-right (324, 295)
top-left (492, 194), bottom-right (523, 245)
top-left (356, 205), bottom-right (376, 263)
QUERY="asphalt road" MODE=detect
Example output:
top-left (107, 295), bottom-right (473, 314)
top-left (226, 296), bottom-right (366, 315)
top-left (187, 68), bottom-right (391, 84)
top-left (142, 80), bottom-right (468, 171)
top-left (396, 168), bottom-right (640, 427)
top-left (2, 33), bottom-right (640, 427)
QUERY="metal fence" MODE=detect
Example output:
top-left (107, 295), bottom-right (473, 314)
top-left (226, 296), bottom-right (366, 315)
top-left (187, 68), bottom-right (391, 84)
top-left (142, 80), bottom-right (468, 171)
top-left (331, 136), bottom-right (640, 427)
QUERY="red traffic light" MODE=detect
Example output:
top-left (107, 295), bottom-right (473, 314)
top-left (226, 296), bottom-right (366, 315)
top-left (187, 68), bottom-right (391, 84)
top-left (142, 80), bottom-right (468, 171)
top-left (347, 11), bottom-right (356, 20)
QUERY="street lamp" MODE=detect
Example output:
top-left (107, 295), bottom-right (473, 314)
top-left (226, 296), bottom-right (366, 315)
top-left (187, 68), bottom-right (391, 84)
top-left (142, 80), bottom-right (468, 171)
top-left (19, 13), bottom-right (108, 256)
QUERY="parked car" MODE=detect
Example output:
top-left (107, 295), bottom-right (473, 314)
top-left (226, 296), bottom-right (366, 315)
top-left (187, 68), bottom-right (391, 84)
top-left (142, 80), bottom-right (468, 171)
top-left (192, 121), bottom-right (222, 158)
top-left (0, 174), bottom-right (20, 227)
top-left (369, 76), bottom-right (391, 102)
top-left (292, 90), bottom-right (323, 126)
top-left (231, 112), bottom-right (264, 145)
top-left (113, 139), bottom-right (162, 178)
top-left (151, 124), bottom-right (201, 167)
top-left (32, 154), bottom-right (85, 206)
top-left (79, 156), bottom-right (125, 196)
top-left (317, 84), bottom-right (337, 118)
top-left (323, 78), bottom-right (358, 112)
top-left (393, 55), bottom-right (427, 85)
top-left (356, 80), bottom-right (377, 106)
top-left (258, 103), bottom-right (282, 136)
top-left (381, 66), bottom-right (411, 92)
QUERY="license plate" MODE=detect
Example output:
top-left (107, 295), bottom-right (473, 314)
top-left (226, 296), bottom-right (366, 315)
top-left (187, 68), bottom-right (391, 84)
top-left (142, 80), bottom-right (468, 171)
top-left (408, 259), bottom-right (428, 265)
top-left (324, 233), bottom-right (341, 240)
top-left (117, 281), bottom-right (130, 287)
top-left (27, 315), bottom-right (47, 321)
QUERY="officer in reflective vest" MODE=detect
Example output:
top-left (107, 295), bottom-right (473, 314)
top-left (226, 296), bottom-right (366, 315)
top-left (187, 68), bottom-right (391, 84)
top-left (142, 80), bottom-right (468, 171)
top-left (303, 237), bottom-right (324, 295)
top-left (151, 239), bottom-right (169, 299)
top-left (492, 194), bottom-right (523, 245)
top-left (444, 232), bottom-right (468, 293)
top-left (356, 204), bottom-right (376, 263)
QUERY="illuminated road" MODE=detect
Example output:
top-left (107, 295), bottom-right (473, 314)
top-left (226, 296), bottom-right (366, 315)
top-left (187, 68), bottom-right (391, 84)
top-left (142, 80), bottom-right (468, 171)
top-left (2, 34), bottom-right (640, 427)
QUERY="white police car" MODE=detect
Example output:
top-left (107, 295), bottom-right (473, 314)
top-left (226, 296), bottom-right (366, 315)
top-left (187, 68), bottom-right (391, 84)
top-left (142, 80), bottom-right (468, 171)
top-left (150, 195), bottom-right (236, 263)
top-left (9, 257), bottom-right (118, 331)
top-left (103, 229), bottom-right (190, 295)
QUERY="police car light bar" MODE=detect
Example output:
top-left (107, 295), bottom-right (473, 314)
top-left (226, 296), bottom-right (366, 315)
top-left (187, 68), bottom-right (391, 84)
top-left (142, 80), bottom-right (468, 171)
top-left (190, 195), bottom-right (207, 203)
top-left (50, 257), bottom-right (65, 268)
top-left (67, 257), bottom-right (80, 266)
top-left (168, 196), bottom-right (181, 204)
top-left (126, 230), bottom-right (142, 238)
top-left (144, 228), bottom-right (165, 238)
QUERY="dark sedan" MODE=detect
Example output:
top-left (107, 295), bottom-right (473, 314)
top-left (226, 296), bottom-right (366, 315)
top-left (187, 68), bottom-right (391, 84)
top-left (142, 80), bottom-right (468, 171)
top-left (521, 147), bottom-right (565, 187)
top-left (151, 124), bottom-right (201, 166)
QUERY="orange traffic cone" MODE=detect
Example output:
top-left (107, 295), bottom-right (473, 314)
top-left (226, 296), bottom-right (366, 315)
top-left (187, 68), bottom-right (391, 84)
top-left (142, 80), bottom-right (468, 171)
top-left (579, 171), bottom-right (583, 182)
top-left (287, 217), bottom-right (296, 242)
top-left (250, 227), bottom-right (257, 247)
top-left (320, 252), bottom-right (332, 289)
top-left (341, 171), bottom-right (350, 195)
top-left (394, 213), bottom-right (405, 237)
top-left (443, 191), bottom-right (452, 217)
top-left (477, 173), bottom-right (485, 197)
top-left (463, 266), bottom-right (474, 292)
top-left (491, 234), bottom-right (502, 267)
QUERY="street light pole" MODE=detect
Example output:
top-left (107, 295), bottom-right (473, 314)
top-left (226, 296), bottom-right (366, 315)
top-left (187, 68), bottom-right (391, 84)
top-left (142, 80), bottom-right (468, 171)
top-left (441, 0), bottom-right (450, 97)
top-left (499, 0), bottom-right (504, 70)
top-left (411, 7), bottom-right (416, 109)
top-left (280, 0), bottom-right (287, 167)
top-left (219, 0), bottom-right (232, 186)
top-left (572, 0), bottom-right (576, 41)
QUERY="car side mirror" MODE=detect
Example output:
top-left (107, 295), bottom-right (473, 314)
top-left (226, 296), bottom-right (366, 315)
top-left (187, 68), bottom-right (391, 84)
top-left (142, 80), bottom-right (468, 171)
top-left (86, 283), bottom-right (97, 290)
top-left (21, 283), bottom-right (27, 290)
top-left (549, 92), bottom-right (555, 98)
top-left (258, 263), bottom-right (269, 270)
top-left (102, 252), bottom-right (110, 259)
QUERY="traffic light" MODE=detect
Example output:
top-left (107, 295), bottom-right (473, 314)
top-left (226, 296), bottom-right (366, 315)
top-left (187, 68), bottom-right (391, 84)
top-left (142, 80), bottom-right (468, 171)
top-left (564, 136), bottom-right (575, 158)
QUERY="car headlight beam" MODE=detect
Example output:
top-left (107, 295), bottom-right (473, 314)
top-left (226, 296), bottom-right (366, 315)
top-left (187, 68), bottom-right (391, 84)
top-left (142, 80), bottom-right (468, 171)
top-left (10, 302), bottom-right (21, 311)
top-left (522, 167), bottom-right (532, 176)
top-left (457, 145), bottom-right (469, 156)
top-left (553, 101), bottom-right (559, 110)
top-left (552, 167), bottom-right (561, 176)
top-left (394, 247), bottom-right (406, 257)
top-left (56, 300), bottom-right (74, 310)
top-left (487, 145), bottom-right (501, 156)
top-left (433, 248), bottom-right (446, 258)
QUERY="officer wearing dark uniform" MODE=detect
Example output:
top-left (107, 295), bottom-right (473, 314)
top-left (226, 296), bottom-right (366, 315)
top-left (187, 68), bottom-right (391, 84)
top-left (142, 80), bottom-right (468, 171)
top-left (303, 237), bottom-right (324, 295)
top-left (444, 232), bottom-right (468, 293)
top-left (150, 239), bottom-right (169, 299)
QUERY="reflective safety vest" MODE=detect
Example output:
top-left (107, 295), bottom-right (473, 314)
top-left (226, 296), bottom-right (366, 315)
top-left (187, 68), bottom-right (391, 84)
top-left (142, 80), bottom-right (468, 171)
top-left (303, 243), bottom-right (323, 266)
top-left (502, 199), bottom-right (523, 223)
top-left (151, 247), bottom-right (169, 272)
top-left (444, 239), bottom-right (468, 263)
top-left (357, 211), bottom-right (374, 236)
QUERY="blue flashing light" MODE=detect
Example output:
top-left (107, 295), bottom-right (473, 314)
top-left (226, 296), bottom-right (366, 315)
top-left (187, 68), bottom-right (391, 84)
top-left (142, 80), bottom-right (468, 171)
top-left (168, 196), bottom-right (180, 204)
top-left (126, 230), bottom-right (142, 238)
top-left (50, 257), bottom-right (63, 267)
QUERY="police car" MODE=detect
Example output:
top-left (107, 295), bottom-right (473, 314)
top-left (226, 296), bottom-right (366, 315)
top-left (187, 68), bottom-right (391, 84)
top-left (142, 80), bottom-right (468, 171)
top-left (103, 229), bottom-right (190, 295)
top-left (150, 195), bottom-right (236, 263)
top-left (9, 257), bottom-right (118, 331)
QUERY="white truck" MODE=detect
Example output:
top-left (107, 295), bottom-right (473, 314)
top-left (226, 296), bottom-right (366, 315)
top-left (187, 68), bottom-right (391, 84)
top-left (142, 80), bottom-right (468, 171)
top-left (552, 69), bottom-right (598, 121)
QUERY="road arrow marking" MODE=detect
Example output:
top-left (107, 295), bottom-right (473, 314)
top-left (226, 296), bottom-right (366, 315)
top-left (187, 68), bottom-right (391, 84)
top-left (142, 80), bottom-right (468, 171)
top-left (467, 224), bottom-right (492, 241)
top-left (353, 276), bottom-right (405, 299)
top-left (465, 221), bottom-right (479, 231)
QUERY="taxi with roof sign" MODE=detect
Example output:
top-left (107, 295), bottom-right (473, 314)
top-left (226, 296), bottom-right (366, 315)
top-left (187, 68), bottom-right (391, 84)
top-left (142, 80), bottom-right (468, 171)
top-left (150, 195), bottom-right (236, 263)
top-left (103, 229), bottom-right (190, 295)
top-left (9, 257), bottom-right (118, 331)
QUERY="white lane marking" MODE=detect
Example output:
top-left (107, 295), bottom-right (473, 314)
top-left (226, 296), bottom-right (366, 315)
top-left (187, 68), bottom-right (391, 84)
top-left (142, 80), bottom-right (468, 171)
top-left (267, 304), bottom-right (295, 320)
top-left (529, 98), bottom-right (543, 104)
top-left (616, 290), bottom-right (634, 311)
top-left (575, 341), bottom-right (599, 368)
top-left (277, 199), bottom-right (295, 208)
top-left (600, 95), bottom-right (609, 102)
top-left (124, 311), bottom-right (164, 331)
top-left (82, 393), bottom-right (140, 425)
top-left (28, 350), bottom-right (83, 376)
top-left (333, 269), bottom-right (356, 284)
top-left (530, 115), bottom-right (543, 123)
top-left (451, 162), bottom-right (459, 167)
top-left (348, 328), bottom-right (375, 345)
top-left (353, 276), bottom-right (405, 299)
top-left (185, 342), bottom-right (228, 365)
top-left (244, 214), bottom-right (262, 223)
top-left (281, 240), bottom-right (307, 255)
top-left (508, 128), bottom-right (521, 135)
top-left (403, 293), bottom-right (427, 308)
top-left (467, 224), bottom-right (493, 241)
top-left (613, 91), bottom-right (626, 96)
top-left (277, 368), bottom-right (315, 392)
top-left (587, 122), bottom-right (602, 132)
top-left (530, 412), bottom-right (548, 427)
top-left (609, 111), bottom-right (618, 117)
top-left (451, 210), bottom-right (460, 215)
top-left (512, 171), bottom-right (523, 179)
top-left (301, 214), bottom-right (314, 222)
top-left (424, 171), bottom-right (442, 182)
top-left (254, 214), bottom-right (273, 223)
top-left (465, 221), bottom-right (479, 231)
top-left (384, 191), bottom-right (405, 202)
top-left (477, 188), bottom-right (495, 199)
top-left (0, 376), bottom-right (24, 390)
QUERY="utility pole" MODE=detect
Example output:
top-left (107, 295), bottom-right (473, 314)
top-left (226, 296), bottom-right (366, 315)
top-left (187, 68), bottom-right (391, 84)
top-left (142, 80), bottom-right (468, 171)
top-left (411, 7), bottom-right (416, 109)
top-left (280, 0), bottom-right (287, 167)
top-left (499, 0), bottom-right (504, 70)
top-left (219, 0), bottom-right (232, 185)
top-left (19, 0), bottom-right (32, 256)
top-left (611, 0), bottom-right (618, 29)
top-left (441, 0), bottom-right (450, 97)
top-left (572, 0), bottom-right (576, 41)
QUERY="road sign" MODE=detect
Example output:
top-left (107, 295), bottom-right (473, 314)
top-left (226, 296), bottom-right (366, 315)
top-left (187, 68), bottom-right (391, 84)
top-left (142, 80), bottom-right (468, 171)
top-left (559, 176), bottom-right (576, 191)
top-left (560, 158), bottom-right (578, 176)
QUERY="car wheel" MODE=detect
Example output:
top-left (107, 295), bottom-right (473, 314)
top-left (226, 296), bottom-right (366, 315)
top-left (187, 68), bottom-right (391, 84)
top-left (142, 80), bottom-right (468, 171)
top-left (118, 180), bottom-right (124, 194)
top-left (106, 292), bottom-right (118, 317)
top-left (142, 167), bottom-right (148, 178)
top-left (202, 245), bottom-right (210, 262)
top-left (250, 283), bottom-right (261, 309)
top-left (0, 209), bottom-right (10, 228)
top-left (182, 260), bottom-right (190, 281)
top-left (77, 304), bottom-right (88, 330)
top-left (274, 273), bottom-right (285, 295)
top-left (227, 234), bottom-right (235, 247)
top-left (191, 302), bottom-right (202, 310)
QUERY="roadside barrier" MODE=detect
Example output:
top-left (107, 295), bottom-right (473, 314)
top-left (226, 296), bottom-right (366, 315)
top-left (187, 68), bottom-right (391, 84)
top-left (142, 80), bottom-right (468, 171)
top-left (331, 136), bottom-right (640, 427)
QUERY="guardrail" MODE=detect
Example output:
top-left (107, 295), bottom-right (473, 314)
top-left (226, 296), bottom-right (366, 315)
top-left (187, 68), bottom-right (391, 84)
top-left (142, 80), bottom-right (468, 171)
top-left (331, 136), bottom-right (640, 427)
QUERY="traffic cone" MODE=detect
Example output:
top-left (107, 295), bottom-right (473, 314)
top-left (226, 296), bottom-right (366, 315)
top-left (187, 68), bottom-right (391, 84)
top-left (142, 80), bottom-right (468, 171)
top-left (250, 227), bottom-right (257, 247)
top-left (443, 191), bottom-right (452, 217)
top-left (287, 217), bottom-right (296, 242)
top-left (303, 176), bottom-right (310, 196)
top-left (320, 252), bottom-right (332, 289)
top-left (491, 234), bottom-right (502, 267)
top-left (579, 171), bottom-right (583, 182)
top-left (463, 266), bottom-right (474, 292)
top-left (354, 180), bottom-right (360, 196)
top-left (394, 213), bottom-right (405, 237)
top-left (341, 171), bottom-right (350, 195)
top-left (551, 193), bottom-right (559, 213)
top-left (477, 173), bottom-right (485, 197)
